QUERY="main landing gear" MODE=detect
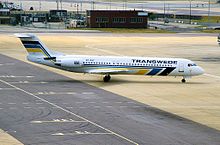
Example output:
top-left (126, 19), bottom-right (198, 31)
top-left (103, 74), bottom-right (111, 82)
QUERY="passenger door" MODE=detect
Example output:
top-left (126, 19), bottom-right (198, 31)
top-left (178, 63), bottom-right (184, 73)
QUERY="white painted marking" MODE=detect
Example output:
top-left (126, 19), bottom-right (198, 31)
top-left (82, 92), bottom-right (95, 95)
top-left (0, 88), bottom-right (16, 90)
top-left (10, 81), bottom-right (47, 84)
top-left (0, 75), bottom-right (34, 78)
top-left (127, 102), bottom-right (136, 104)
top-left (36, 103), bottom-right (43, 105)
top-left (0, 108), bottom-right (3, 110)
top-left (0, 63), bottom-right (15, 66)
top-left (22, 102), bottom-right (29, 105)
top-left (132, 106), bottom-right (142, 108)
top-left (52, 133), bottom-right (64, 136)
top-left (8, 103), bottom-right (16, 105)
top-left (31, 119), bottom-right (86, 123)
top-left (5, 130), bottom-right (16, 133)
top-left (24, 107), bottom-right (31, 109)
top-left (0, 103), bottom-right (2, 104)
top-left (204, 73), bottom-right (220, 79)
top-left (35, 92), bottom-right (76, 95)
top-left (66, 107), bottom-right (73, 109)
top-left (35, 100), bottom-right (43, 102)
top-left (0, 79), bottom-right (139, 145)
top-left (52, 131), bottom-right (113, 136)
top-left (67, 92), bottom-right (76, 95)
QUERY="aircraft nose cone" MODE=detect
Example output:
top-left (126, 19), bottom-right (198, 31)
top-left (196, 66), bottom-right (204, 75)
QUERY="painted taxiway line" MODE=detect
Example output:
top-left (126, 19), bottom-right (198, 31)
top-left (0, 79), bottom-right (139, 145)
top-left (0, 88), bottom-right (16, 90)
top-left (0, 63), bottom-right (15, 66)
top-left (52, 132), bottom-right (113, 136)
top-left (85, 45), bottom-right (121, 56)
top-left (204, 73), bottom-right (220, 79)
top-left (31, 120), bottom-right (87, 123)
top-left (9, 81), bottom-right (47, 84)
top-left (0, 75), bottom-right (34, 78)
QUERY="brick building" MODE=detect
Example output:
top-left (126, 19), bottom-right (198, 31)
top-left (86, 10), bottom-right (149, 28)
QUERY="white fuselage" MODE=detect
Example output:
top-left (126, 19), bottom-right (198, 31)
top-left (27, 54), bottom-right (204, 77)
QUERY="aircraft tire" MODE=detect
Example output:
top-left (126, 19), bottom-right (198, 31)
top-left (103, 75), bottom-right (111, 82)
top-left (181, 78), bottom-right (186, 83)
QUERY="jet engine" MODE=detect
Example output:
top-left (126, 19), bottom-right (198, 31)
top-left (55, 58), bottom-right (83, 67)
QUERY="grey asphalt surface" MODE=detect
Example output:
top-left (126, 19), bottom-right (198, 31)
top-left (0, 54), bottom-right (220, 145)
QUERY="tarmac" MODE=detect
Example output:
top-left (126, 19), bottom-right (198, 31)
top-left (0, 31), bottom-right (220, 144)
top-left (0, 54), bottom-right (220, 145)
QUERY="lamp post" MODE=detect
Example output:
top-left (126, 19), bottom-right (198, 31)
top-left (56, 0), bottom-right (59, 10)
top-left (164, 0), bottom-right (166, 23)
top-left (208, 0), bottom-right (211, 23)
top-left (189, 0), bottom-right (192, 24)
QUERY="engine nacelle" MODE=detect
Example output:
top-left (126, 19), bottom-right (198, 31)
top-left (55, 58), bottom-right (82, 67)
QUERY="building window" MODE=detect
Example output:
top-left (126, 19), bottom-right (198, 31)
top-left (112, 17), bottom-right (126, 23)
top-left (130, 17), bottom-right (144, 23)
top-left (96, 17), bottom-right (109, 23)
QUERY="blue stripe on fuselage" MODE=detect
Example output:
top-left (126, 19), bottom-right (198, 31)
top-left (147, 68), bottom-right (162, 75)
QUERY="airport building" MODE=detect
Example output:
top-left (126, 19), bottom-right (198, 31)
top-left (86, 10), bottom-right (149, 28)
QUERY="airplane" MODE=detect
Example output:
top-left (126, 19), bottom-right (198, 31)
top-left (15, 33), bottom-right (204, 83)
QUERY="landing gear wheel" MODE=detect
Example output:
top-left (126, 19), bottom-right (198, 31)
top-left (103, 75), bottom-right (111, 82)
top-left (181, 78), bottom-right (186, 83)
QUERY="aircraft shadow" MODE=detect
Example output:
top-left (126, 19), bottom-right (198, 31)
top-left (45, 78), bottom-right (207, 85)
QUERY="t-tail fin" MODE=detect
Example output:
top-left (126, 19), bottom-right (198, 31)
top-left (15, 33), bottom-right (55, 58)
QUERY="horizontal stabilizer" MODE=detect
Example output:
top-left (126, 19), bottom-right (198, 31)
top-left (44, 57), bottom-right (56, 60)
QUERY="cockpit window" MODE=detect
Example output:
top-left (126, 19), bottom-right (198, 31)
top-left (188, 63), bottom-right (197, 67)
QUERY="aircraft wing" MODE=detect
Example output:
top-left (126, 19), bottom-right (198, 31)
top-left (88, 69), bottom-right (129, 74)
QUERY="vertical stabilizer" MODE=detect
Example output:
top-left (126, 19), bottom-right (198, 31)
top-left (15, 33), bottom-right (53, 58)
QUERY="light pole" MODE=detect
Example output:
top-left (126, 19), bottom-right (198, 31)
top-left (56, 0), bottom-right (59, 10)
top-left (189, 0), bottom-right (192, 24)
top-left (60, 0), bottom-right (62, 10)
top-left (164, 0), bottom-right (166, 23)
top-left (91, 1), bottom-right (95, 10)
top-left (208, 0), bottom-right (211, 23)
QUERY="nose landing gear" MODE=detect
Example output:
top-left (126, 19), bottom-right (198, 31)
top-left (103, 74), bottom-right (111, 82)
